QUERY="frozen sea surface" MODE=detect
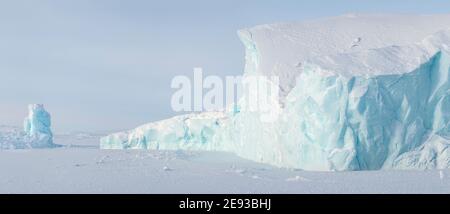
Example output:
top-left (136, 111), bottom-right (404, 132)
top-left (0, 134), bottom-right (449, 193)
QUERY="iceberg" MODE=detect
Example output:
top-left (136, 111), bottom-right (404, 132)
top-left (0, 104), bottom-right (56, 149)
top-left (101, 14), bottom-right (450, 171)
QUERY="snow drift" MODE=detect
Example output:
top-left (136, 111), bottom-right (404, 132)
top-left (101, 14), bottom-right (450, 171)
top-left (0, 104), bottom-right (55, 149)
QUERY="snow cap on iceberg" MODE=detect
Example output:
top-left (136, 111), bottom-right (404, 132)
top-left (238, 14), bottom-right (450, 99)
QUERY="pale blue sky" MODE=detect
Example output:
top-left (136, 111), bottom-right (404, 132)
top-left (1, 0), bottom-right (450, 132)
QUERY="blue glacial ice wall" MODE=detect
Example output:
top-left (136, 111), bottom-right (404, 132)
top-left (0, 104), bottom-right (55, 149)
top-left (100, 16), bottom-right (450, 171)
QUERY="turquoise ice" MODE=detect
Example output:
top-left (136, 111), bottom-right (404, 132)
top-left (23, 104), bottom-right (54, 147)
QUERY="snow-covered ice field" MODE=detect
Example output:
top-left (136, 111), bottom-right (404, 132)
top-left (0, 133), bottom-right (449, 194)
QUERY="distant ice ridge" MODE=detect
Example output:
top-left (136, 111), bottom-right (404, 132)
top-left (0, 104), bottom-right (56, 149)
top-left (101, 14), bottom-right (450, 171)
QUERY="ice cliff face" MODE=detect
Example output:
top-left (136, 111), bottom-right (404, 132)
top-left (101, 14), bottom-right (450, 171)
top-left (0, 104), bottom-right (55, 149)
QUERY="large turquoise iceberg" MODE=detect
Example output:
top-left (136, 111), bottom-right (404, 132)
top-left (101, 14), bottom-right (450, 171)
